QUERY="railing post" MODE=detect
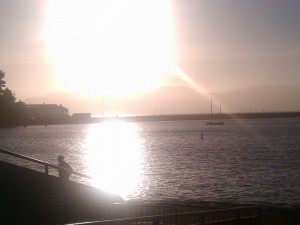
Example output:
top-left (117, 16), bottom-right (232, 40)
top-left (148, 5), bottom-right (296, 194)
top-left (258, 207), bottom-right (262, 225)
top-left (201, 214), bottom-right (205, 224)
top-left (237, 210), bottom-right (241, 225)
top-left (153, 218), bottom-right (159, 225)
top-left (45, 164), bottom-right (49, 175)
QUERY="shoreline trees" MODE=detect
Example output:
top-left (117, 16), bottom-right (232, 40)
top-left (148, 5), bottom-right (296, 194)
top-left (0, 70), bottom-right (25, 127)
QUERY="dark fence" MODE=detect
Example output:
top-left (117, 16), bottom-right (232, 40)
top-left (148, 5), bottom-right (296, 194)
top-left (66, 205), bottom-right (261, 225)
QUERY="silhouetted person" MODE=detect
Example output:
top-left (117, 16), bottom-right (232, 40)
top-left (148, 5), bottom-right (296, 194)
top-left (57, 155), bottom-right (73, 180)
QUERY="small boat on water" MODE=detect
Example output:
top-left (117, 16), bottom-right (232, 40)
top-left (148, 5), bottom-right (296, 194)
top-left (207, 99), bottom-right (224, 125)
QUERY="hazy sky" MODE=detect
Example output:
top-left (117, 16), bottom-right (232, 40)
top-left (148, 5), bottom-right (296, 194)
top-left (173, 0), bottom-right (300, 92)
top-left (1, 0), bottom-right (300, 114)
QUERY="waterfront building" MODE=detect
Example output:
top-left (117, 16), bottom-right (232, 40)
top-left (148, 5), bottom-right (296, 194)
top-left (25, 103), bottom-right (69, 121)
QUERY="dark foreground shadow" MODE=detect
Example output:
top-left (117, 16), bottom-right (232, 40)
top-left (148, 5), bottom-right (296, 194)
top-left (0, 161), bottom-right (123, 225)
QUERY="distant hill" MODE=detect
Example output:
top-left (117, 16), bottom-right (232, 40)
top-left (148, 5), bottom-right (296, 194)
top-left (215, 85), bottom-right (300, 113)
top-left (23, 85), bottom-right (300, 116)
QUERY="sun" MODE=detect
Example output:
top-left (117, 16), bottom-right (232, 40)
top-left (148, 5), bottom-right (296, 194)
top-left (43, 0), bottom-right (175, 98)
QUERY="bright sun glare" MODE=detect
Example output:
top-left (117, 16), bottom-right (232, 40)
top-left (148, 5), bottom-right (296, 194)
top-left (43, 0), bottom-right (175, 98)
top-left (84, 121), bottom-right (143, 198)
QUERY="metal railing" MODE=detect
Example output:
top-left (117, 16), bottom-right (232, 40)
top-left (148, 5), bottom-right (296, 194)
top-left (66, 206), bottom-right (261, 225)
top-left (0, 148), bottom-right (91, 179)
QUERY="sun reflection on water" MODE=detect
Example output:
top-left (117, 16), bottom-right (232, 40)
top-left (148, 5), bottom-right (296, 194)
top-left (83, 121), bottom-right (143, 199)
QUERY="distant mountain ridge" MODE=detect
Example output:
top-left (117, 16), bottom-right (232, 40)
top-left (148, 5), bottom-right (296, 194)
top-left (23, 85), bottom-right (300, 115)
top-left (216, 85), bottom-right (300, 113)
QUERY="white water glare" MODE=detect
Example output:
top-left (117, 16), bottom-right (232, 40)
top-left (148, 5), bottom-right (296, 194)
top-left (83, 121), bottom-right (144, 199)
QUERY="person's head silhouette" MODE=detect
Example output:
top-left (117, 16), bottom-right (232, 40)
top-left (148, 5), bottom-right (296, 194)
top-left (58, 155), bottom-right (64, 163)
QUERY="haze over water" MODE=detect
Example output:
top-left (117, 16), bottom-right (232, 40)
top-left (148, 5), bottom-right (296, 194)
top-left (1, 118), bottom-right (300, 208)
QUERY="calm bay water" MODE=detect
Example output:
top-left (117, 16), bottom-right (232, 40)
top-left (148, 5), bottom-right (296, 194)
top-left (1, 118), bottom-right (300, 208)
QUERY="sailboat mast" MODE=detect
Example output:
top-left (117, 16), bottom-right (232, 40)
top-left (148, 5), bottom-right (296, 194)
top-left (210, 98), bottom-right (213, 122)
top-left (219, 104), bottom-right (221, 122)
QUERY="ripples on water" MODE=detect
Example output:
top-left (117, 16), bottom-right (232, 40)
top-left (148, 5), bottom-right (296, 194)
top-left (0, 118), bottom-right (299, 208)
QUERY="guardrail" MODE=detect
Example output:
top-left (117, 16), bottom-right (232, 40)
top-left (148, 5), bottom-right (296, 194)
top-left (0, 148), bottom-right (91, 179)
top-left (66, 206), bottom-right (261, 225)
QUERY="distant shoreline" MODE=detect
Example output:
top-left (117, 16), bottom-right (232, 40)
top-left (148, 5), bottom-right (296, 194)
top-left (2, 111), bottom-right (300, 127)
top-left (88, 111), bottom-right (300, 123)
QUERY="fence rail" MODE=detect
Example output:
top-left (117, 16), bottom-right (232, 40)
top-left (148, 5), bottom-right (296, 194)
top-left (66, 206), bottom-right (261, 225)
top-left (0, 148), bottom-right (91, 179)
